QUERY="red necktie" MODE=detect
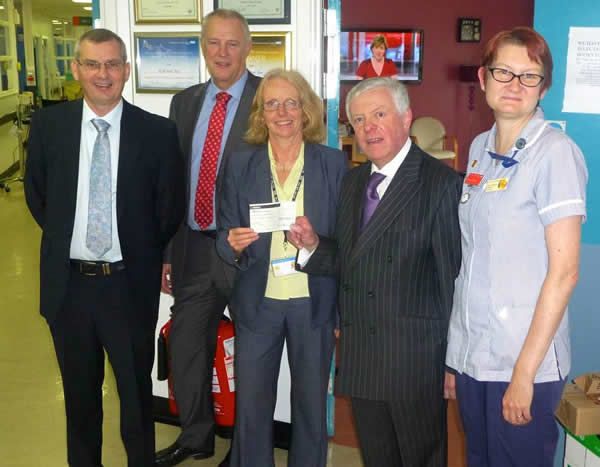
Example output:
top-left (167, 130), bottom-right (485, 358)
top-left (194, 92), bottom-right (232, 229)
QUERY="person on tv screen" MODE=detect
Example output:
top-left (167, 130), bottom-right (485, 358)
top-left (355, 34), bottom-right (399, 79)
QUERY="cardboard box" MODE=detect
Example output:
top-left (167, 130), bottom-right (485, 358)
top-left (556, 373), bottom-right (600, 436)
top-left (564, 431), bottom-right (600, 467)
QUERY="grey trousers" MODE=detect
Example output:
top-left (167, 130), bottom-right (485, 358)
top-left (169, 230), bottom-right (235, 450)
top-left (230, 297), bottom-right (335, 467)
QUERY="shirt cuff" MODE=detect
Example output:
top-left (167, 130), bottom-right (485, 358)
top-left (297, 247), bottom-right (316, 268)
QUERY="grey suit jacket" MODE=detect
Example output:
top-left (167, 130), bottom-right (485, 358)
top-left (166, 72), bottom-right (261, 276)
top-left (305, 143), bottom-right (462, 402)
top-left (216, 143), bottom-right (348, 329)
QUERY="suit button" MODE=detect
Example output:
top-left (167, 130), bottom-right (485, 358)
top-left (369, 326), bottom-right (376, 334)
top-left (342, 283), bottom-right (349, 291)
top-left (367, 290), bottom-right (375, 298)
top-left (387, 255), bottom-right (393, 263)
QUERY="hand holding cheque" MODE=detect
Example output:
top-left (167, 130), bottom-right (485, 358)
top-left (228, 201), bottom-right (300, 256)
top-left (249, 201), bottom-right (296, 233)
top-left (287, 216), bottom-right (319, 252)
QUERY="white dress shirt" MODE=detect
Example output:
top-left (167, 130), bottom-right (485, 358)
top-left (70, 99), bottom-right (123, 262)
top-left (369, 136), bottom-right (411, 198)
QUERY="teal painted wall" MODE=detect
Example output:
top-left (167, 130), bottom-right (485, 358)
top-left (92, 0), bottom-right (100, 22)
top-left (534, 0), bottom-right (599, 244)
top-left (533, 2), bottom-right (600, 466)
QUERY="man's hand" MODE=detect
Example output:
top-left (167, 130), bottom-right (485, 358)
top-left (161, 263), bottom-right (173, 295)
top-left (228, 227), bottom-right (259, 256)
top-left (444, 371), bottom-right (456, 400)
top-left (288, 216), bottom-right (319, 252)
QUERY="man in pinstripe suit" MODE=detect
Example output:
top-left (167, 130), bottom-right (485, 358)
top-left (290, 77), bottom-right (462, 467)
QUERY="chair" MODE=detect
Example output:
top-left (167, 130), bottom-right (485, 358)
top-left (341, 135), bottom-right (368, 167)
top-left (409, 117), bottom-right (459, 170)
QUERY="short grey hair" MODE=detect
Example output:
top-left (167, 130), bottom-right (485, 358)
top-left (201, 9), bottom-right (251, 46)
top-left (346, 77), bottom-right (410, 120)
top-left (74, 28), bottom-right (128, 63)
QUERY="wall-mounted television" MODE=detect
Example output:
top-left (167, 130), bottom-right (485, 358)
top-left (340, 29), bottom-right (424, 83)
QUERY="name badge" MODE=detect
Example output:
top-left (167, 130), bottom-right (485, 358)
top-left (485, 178), bottom-right (509, 192)
top-left (271, 257), bottom-right (298, 277)
top-left (465, 173), bottom-right (484, 186)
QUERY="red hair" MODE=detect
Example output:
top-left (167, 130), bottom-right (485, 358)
top-left (481, 27), bottom-right (553, 91)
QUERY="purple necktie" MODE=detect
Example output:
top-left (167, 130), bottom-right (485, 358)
top-left (361, 172), bottom-right (386, 231)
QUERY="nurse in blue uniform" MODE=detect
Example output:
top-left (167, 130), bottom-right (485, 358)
top-left (444, 27), bottom-right (588, 467)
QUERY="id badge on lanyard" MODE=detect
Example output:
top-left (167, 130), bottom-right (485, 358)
top-left (270, 168), bottom-right (304, 277)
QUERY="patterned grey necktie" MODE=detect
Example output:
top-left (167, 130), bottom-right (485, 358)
top-left (86, 118), bottom-right (112, 257)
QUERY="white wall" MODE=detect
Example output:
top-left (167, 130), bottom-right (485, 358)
top-left (98, 0), bottom-right (323, 119)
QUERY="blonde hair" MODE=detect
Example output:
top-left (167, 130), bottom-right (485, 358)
top-left (370, 34), bottom-right (388, 51)
top-left (245, 69), bottom-right (326, 145)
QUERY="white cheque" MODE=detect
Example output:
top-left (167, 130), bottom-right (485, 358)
top-left (249, 201), bottom-right (296, 233)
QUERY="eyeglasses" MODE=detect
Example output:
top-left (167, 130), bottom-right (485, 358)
top-left (488, 67), bottom-right (544, 87)
top-left (77, 59), bottom-right (125, 73)
top-left (263, 98), bottom-right (300, 112)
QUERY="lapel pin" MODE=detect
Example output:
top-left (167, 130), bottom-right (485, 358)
top-left (471, 160), bottom-right (478, 168)
top-left (460, 192), bottom-right (470, 204)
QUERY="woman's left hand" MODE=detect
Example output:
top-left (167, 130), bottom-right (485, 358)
top-left (502, 374), bottom-right (534, 425)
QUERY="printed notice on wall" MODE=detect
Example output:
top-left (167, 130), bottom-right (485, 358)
top-left (563, 27), bottom-right (600, 114)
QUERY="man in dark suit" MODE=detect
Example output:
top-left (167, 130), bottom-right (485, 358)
top-left (289, 77), bottom-right (462, 467)
top-left (155, 9), bottom-right (260, 467)
top-left (24, 29), bottom-right (185, 467)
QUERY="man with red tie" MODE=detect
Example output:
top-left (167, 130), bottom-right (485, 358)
top-left (155, 9), bottom-right (260, 467)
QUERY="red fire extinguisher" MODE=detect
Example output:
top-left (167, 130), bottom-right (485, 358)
top-left (158, 320), bottom-right (179, 415)
top-left (158, 317), bottom-right (235, 425)
top-left (212, 316), bottom-right (236, 427)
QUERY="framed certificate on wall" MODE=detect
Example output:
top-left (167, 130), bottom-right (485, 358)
top-left (247, 32), bottom-right (291, 77)
top-left (134, 33), bottom-right (201, 92)
top-left (214, 0), bottom-right (291, 24)
top-left (134, 0), bottom-right (201, 24)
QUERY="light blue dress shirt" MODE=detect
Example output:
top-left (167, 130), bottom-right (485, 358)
top-left (188, 71), bottom-right (248, 231)
top-left (70, 99), bottom-right (123, 262)
top-left (446, 108), bottom-right (588, 383)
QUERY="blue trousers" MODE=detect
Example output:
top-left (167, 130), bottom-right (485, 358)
top-left (455, 372), bottom-right (566, 467)
top-left (230, 297), bottom-right (335, 467)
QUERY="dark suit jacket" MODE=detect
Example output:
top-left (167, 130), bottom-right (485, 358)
top-left (215, 143), bottom-right (347, 329)
top-left (25, 99), bottom-right (185, 324)
top-left (166, 72), bottom-right (261, 280)
top-left (305, 143), bottom-right (462, 402)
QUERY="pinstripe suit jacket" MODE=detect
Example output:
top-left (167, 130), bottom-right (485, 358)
top-left (305, 143), bottom-right (462, 402)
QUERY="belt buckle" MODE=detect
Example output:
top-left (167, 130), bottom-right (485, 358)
top-left (80, 260), bottom-right (99, 276)
top-left (102, 263), bottom-right (111, 275)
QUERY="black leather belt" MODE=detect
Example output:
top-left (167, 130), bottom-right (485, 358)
top-left (199, 230), bottom-right (217, 240)
top-left (70, 259), bottom-right (126, 276)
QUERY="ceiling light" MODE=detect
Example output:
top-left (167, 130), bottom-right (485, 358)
top-left (83, 6), bottom-right (92, 11)
top-left (72, 0), bottom-right (92, 3)
top-left (64, 21), bottom-right (69, 24)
